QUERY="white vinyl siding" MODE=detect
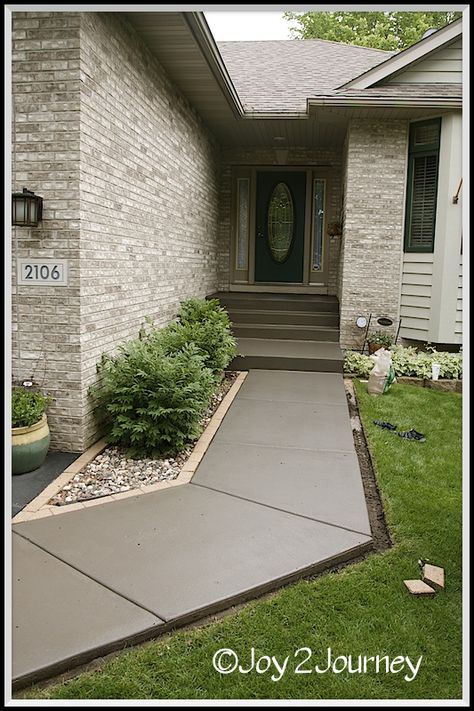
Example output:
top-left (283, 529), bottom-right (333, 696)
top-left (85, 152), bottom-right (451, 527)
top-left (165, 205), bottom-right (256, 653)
top-left (455, 256), bottom-right (462, 343)
top-left (400, 113), bottom-right (462, 346)
top-left (400, 253), bottom-right (433, 340)
top-left (388, 38), bottom-right (462, 84)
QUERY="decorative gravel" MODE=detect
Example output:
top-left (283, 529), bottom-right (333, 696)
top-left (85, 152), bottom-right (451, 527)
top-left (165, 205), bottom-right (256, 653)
top-left (49, 372), bottom-right (238, 506)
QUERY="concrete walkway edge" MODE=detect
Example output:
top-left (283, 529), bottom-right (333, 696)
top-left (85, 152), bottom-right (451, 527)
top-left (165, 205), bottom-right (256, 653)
top-left (12, 371), bottom-right (373, 689)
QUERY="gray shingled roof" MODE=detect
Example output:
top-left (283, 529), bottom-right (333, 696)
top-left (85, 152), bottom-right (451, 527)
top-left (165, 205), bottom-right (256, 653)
top-left (217, 39), bottom-right (394, 113)
top-left (342, 83), bottom-right (462, 99)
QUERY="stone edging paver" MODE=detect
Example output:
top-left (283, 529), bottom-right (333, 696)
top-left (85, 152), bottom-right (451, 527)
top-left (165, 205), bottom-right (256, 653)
top-left (12, 372), bottom-right (248, 524)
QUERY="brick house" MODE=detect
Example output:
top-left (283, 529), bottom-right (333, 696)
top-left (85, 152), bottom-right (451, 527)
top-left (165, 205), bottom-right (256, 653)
top-left (10, 11), bottom-right (463, 452)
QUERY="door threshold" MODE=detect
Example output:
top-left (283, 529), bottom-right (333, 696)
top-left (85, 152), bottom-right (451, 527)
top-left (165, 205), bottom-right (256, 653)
top-left (229, 285), bottom-right (329, 295)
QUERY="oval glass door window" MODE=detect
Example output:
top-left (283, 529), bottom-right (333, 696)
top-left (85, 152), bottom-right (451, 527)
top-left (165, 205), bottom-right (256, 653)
top-left (267, 183), bottom-right (294, 263)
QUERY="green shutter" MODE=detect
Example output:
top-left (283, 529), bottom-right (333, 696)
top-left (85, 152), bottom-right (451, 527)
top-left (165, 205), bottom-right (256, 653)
top-left (404, 119), bottom-right (441, 253)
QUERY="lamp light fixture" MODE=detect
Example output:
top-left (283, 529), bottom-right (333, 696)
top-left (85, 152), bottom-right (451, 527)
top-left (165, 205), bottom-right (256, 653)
top-left (12, 188), bottom-right (43, 227)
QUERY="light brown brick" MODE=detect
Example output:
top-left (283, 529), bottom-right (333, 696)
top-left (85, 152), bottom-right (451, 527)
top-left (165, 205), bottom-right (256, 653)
top-left (422, 564), bottom-right (445, 590)
top-left (404, 579), bottom-right (436, 596)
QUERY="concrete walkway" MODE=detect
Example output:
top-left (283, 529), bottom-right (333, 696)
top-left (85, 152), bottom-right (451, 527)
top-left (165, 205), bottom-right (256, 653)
top-left (12, 371), bottom-right (372, 688)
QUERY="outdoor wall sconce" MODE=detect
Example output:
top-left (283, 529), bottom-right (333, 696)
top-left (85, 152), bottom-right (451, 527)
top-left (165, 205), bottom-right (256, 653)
top-left (12, 188), bottom-right (43, 227)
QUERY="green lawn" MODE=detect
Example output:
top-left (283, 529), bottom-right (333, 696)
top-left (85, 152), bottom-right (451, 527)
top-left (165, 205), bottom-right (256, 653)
top-left (20, 382), bottom-right (463, 700)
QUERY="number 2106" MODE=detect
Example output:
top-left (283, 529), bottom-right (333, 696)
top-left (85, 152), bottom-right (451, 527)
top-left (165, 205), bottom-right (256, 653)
top-left (24, 264), bottom-right (61, 280)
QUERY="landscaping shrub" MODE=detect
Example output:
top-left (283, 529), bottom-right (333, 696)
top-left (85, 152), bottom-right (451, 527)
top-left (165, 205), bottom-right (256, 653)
top-left (155, 298), bottom-right (237, 378)
top-left (90, 338), bottom-right (215, 458)
top-left (90, 297), bottom-right (238, 458)
top-left (391, 345), bottom-right (462, 379)
top-left (177, 297), bottom-right (227, 326)
top-left (342, 351), bottom-right (373, 379)
top-left (343, 345), bottom-right (462, 380)
top-left (157, 320), bottom-right (236, 379)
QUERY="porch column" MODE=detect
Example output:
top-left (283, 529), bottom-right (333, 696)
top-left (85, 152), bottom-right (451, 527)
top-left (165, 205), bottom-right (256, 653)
top-left (428, 112), bottom-right (463, 344)
top-left (339, 119), bottom-right (409, 350)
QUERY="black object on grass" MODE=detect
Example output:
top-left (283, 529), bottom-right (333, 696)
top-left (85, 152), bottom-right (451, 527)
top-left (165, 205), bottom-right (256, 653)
top-left (397, 429), bottom-right (426, 442)
top-left (373, 420), bottom-right (397, 431)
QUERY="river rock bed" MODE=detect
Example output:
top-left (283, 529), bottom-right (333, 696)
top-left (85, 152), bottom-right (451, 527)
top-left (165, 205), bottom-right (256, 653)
top-left (49, 371), bottom-right (238, 506)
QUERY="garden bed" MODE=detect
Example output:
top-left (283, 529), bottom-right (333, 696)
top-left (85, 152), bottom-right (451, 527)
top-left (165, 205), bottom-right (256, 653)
top-left (13, 371), bottom-right (246, 523)
top-left (48, 371), bottom-right (239, 506)
top-left (343, 346), bottom-right (462, 392)
top-left (344, 373), bottom-right (462, 393)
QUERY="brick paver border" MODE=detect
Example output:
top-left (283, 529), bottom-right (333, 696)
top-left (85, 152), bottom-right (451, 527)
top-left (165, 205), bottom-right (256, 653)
top-left (12, 372), bottom-right (248, 523)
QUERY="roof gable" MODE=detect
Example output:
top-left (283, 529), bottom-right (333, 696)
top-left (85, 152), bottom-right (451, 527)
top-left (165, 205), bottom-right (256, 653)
top-left (340, 18), bottom-right (462, 91)
top-left (385, 37), bottom-right (462, 85)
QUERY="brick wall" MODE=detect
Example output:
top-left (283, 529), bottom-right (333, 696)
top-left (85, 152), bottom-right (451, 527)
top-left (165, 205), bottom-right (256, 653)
top-left (339, 119), bottom-right (408, 350)
top-left (218, 147), bottom-right (342, 293)
top-left (12, 12), bottom-right (220, 451)
top-left (12, 12), bottom-right (83, 451)
top-left (78, 14), bottom-right (220, 448)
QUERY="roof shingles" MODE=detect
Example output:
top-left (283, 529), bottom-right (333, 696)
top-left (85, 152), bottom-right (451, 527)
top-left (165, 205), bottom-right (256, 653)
top-left (217, 39), bottom-right (393, 113)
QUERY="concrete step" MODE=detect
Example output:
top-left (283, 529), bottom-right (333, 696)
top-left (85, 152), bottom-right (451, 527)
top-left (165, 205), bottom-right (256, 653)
top-left (228, 308), bottom-right (339, 327)
top-left (229, 338), bottom-right (343, 373)
top-left (210, 292), bottom-right (339, 313)
top-left (232, 323), bottom-right (340, 342)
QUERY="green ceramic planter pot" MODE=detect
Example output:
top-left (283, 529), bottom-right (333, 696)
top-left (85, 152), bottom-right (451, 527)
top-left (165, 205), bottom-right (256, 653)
top-left (12, 414), bottom-right (50, 475)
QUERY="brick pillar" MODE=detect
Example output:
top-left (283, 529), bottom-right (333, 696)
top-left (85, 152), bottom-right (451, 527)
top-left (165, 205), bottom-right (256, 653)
top-left (339, 119), bottom-right (408, 350)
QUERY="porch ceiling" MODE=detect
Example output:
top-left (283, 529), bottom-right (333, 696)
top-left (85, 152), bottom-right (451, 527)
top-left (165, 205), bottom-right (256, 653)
top-left (124, 11), bottom-right (349, 149)
top-left (124, 12), bottom-right (457, 150)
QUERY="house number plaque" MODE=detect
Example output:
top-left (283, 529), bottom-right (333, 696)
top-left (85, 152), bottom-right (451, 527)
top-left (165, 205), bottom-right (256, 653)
top-left (17, 259), bottom-right (68, 286)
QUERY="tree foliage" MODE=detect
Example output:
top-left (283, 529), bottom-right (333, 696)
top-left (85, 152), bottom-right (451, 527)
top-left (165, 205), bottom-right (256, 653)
top-left (284, 11), bottom-right (461, 51)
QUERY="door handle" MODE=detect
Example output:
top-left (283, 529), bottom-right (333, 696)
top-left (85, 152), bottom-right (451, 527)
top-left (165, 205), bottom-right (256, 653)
top-left (257, 227), bottom-right (264, 239)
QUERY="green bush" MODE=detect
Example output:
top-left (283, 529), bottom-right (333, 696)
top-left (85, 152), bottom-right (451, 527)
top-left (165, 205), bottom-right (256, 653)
top-left (343, 346), bottom-right (462, 380)
top-left (90, 339), bottom-right (215, 458)
top-left (342, 351), bottom-right (373, 378)
top-left (12, 387), bottom-right (52, 428)
top-left (177, 297), bottom-right (227, 326)
top-left (157, 320), bottom-right (236, 379)
top-left (90, 297), bottom-right (238, 458)
top-left (390, 345), bottom-right (462, 379)
top-left (151, 298), bottom-right (237, 378)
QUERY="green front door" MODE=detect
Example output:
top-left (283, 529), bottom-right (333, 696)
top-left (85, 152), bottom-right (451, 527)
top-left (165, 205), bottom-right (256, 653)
top-left (255, 171), bottom-right (306, 283)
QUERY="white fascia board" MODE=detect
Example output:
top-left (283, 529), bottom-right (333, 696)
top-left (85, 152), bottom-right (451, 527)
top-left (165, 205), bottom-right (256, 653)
top-left (340, 19), bottom-right (463, 91)
top-left (307, 96), bottom-right (461, 109)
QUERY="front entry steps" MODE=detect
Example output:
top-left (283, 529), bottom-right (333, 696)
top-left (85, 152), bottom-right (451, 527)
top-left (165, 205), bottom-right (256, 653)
top-left (209, 292), bottom-right (343, 373)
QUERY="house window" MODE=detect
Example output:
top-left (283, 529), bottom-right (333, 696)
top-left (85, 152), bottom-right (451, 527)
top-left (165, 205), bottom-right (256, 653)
top-left (236, 178), bottom-right (249, 270)
top-left (312, 179), bottom-right (325, 270)
top-left (404, 118), bottom-right (441, 253)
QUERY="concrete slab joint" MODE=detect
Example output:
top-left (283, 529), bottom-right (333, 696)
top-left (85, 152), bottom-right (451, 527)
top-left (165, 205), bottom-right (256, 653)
top-left (12, 370), bottom-right (373, 689)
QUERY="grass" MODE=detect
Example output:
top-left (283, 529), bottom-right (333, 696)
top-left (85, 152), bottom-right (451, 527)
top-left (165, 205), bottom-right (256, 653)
top-left (19, 382), bottom-right (462, 700)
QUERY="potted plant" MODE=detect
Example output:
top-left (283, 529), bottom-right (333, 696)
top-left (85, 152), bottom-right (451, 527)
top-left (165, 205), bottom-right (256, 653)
top-left (367, 330), bottom-right (393, 355)
top-left (12, 385), bottom-right (52, 475)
